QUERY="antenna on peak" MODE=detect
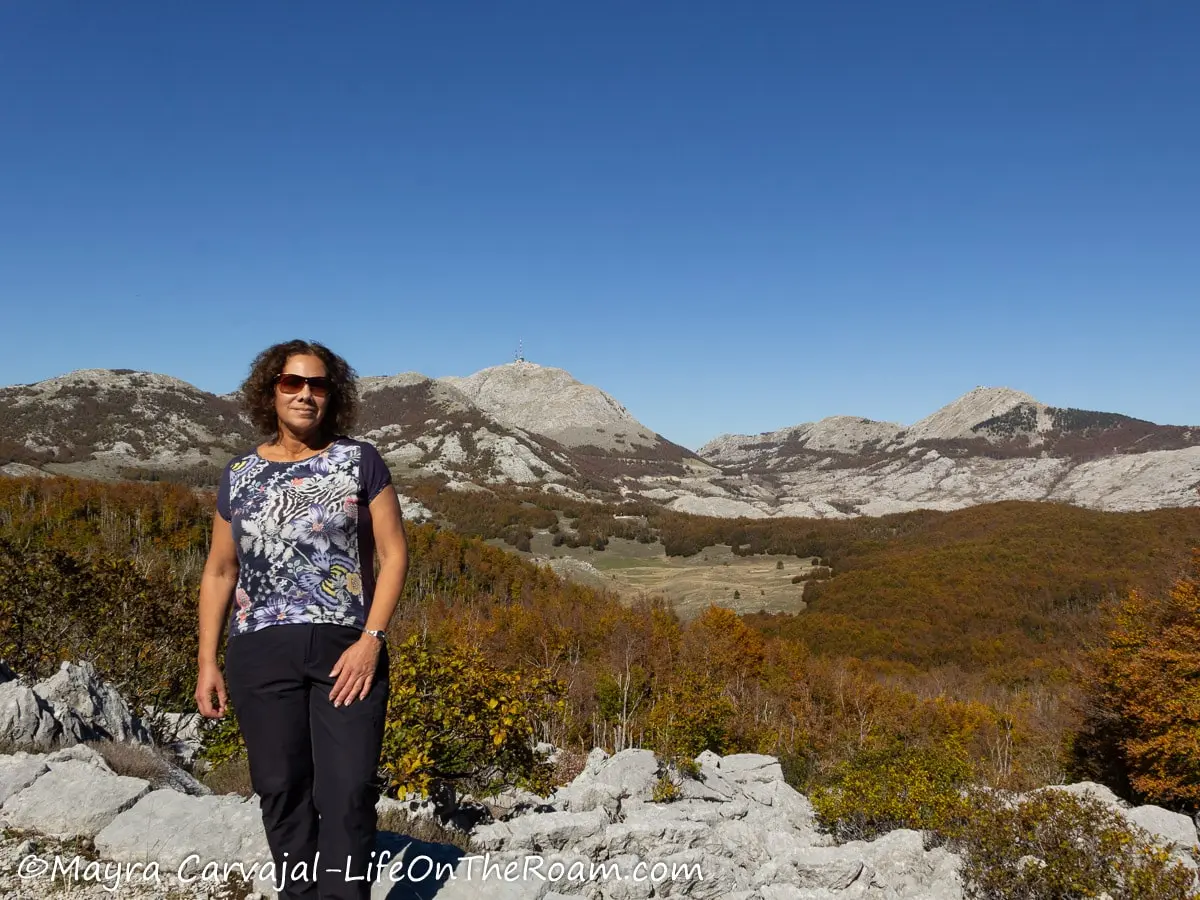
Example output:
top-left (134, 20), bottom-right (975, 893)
top-left (514, 339), bottom-right (525, 363)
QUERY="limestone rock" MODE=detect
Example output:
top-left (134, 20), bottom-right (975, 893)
top-left (560, 748), bottom-right (660, 802)
top-left (45, 742), bottom-right (116, 772)
top-left (474, 808), bottom-right (610, 854)
top-left (0, 752), bottom-right (49, 805)
top-left (1, 758), bottom-right (150, 837)
top-left (1123, 804), bottom-right (1200, 851)
top-left (144, 706), bottom-right (206, 763)
top-left (1043, 781), bottom-right (1129, 808)
top-left (377, 781), bottom-right (489, 834)
top-left (370, 830), bottom-right (464, 899)
top-left (715, 753), bottom-right (785, 783)
top-left (0, 680), bottom-right (61, 751)
top-left (419, 849), bottom-right (586, 900)
top-left (33, 660), bottom-right (153, 745)
top-left (95, 790), bottom-right (271, 880)
top-left (455, 749), bottom-right (965, 900)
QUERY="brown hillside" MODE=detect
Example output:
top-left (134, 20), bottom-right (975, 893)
top-left (746, 501), bottom-right (1200, 683)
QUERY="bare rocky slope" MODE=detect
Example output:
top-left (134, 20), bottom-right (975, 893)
top-left (0, 370), bottom-right (253, 482)
top-left (3, 369), bottom-right (1198, 519)
top-left (441, 361), bottom-right (661, 452)
top-left (691, 387), bottom-right (1200, 518)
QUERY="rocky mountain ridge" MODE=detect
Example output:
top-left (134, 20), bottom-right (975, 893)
top-left (699, 386), bottom-right (1200, 463)
top-left (687, 386), bottom-right (1200, 518)
top-left (2, 366), bottom-right (1199, 520)
top-left (0, 369), bottom-right (248, 477)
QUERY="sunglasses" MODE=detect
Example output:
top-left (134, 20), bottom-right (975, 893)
top-left (274, 373), bottom-right (333, 397)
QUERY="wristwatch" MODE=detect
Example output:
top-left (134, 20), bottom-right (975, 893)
top-left (364, 629), bottom-right (387, 643)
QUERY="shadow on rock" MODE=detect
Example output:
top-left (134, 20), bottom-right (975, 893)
top-left (372, 831), bottom-right (464, 900)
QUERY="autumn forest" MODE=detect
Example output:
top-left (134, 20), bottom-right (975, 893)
top-left (2, 473), bottom-right (1199, 822)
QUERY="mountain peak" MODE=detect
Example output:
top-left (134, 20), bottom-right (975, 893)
top-left (439, 362), bottom-right (657, 450)
top-left (357, 371), bottom-right (433, 394)
top-left (15, 368), bottom-right (204, 398)
top-left (902, 386), bottom-right (1040, 444)
top-left (462, 359), bottom-right (569, 380)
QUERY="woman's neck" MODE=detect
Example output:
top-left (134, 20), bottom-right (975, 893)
top-left (270, 429), bottom-right (331, 460)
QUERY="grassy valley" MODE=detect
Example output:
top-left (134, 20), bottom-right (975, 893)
top-left (493, 533), bottom-right (816, 618)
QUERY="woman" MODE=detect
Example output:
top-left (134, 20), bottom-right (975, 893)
top-left (195, 339), bottom-right (408, 900)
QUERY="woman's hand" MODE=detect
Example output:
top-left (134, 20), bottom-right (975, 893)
top-left (195, 660), bottom-right (228, 718)
top-left (329, 636), bottom-right (383, 707)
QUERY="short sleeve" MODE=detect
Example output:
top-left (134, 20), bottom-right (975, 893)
top-left (216, 460), bottom-right (233, 522)
top-left (359, 441), bottom-right (393, 503)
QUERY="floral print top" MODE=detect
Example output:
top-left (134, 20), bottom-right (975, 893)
top-left (216, 437), bottom-right (394, 636)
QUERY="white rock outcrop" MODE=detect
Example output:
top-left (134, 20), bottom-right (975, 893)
top-left (0, 661), bottom-right (152, 753)
top-left (33, 661), bottom-right (153, 746)
top-left (3, 733), bottom-right (1199, 899)
top-left (435, 749), bottom-right (962, 899)
top-left (1, 745), bottom-right (150, 838)
top-left (0, 681), bottom-right (61, 751)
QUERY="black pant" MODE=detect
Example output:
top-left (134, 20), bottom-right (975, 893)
top-left (225, 623), bottom-right (389, 900)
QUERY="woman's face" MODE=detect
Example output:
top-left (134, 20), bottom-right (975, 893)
top-left (274, 353), bottom-right (330, 438)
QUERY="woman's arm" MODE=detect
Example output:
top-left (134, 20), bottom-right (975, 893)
top-left (365, 484), bottom-right (409, 635)
top-left (329, 484), bottom-right (409, 706)
top-left (195, 511), bottom-right (238, 717)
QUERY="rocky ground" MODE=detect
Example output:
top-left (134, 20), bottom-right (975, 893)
top-left (4, 662), bottom-right (1200, 899)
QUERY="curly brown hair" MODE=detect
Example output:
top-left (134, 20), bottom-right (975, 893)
top-left (240, 339), bottom-right (359, 440)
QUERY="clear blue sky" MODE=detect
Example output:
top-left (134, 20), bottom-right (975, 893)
top-left (2, 2), bottom-right (1197, 449)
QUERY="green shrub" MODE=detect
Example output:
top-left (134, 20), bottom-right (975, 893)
top-left (381, 636), bottom-right (563, 800)
top-left (651, 752), bottom-right (699, 803)
top-left (651, 773), bottom-right (681, 803)
top-left (952, 787), bottom-right (1200, 900)
top-left (810, 742), bottom-right (973, 841)
top-left (196, 706), bottom-right (245, 769)
top-left (779, 750), bottom-right (815, 789)
top-left (656, 753), bottom-right (701, 782)
top-left (812, 743), bottom-right (1198, 898)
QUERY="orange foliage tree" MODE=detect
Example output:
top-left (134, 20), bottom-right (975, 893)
top-left (1081, 552), bottom-right (1200, 807)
